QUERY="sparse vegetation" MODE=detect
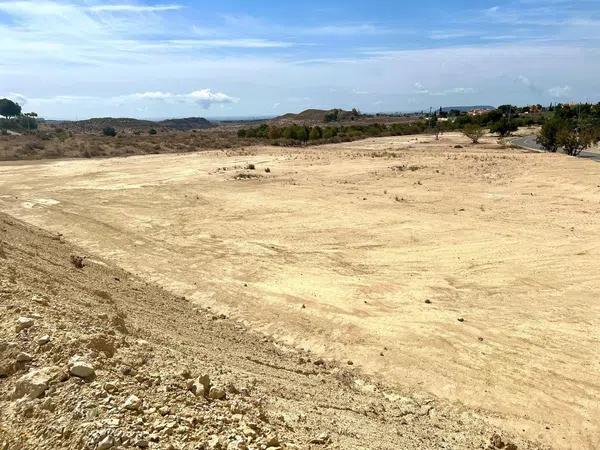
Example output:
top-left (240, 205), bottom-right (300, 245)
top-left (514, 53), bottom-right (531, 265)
top-left (537, 103), bottom-right (600, 155)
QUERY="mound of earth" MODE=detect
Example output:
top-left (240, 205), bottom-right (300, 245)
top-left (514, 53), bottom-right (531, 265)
top-left (0, 212), bottom-right (535, 449)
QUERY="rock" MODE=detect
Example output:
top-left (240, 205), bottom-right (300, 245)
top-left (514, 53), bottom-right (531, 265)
top-left (310, 433), bottom-right (331, 445)
top-left (313, 358), bottom-right (325, 366)
top-left (124, 394), bottom-right (142, 410)
top-left (37, 335), bottom-right (51, 345)
top-left (227, 439), bottom-right (247, 450)
top-left (12, 366), bottom-right (63, 400)
top-left (104, 381), bottom-right (119, 394)
top-left (265, 435), bottom-right (280, 447)
top-left (15, 316), bottom-right (34, 332)
top-left (207, 435), bottom-right (220, 449)
top-left (189, 374), bottom-right (211, 397)
top-left (135, 438), bottom-right (149, 448)
top-left (457, 317), bottom-right (465, 322)
top-left (97, 435), bottom-right (115, 450)
top-left (16, 352), bottom-right (33, 362)
top-left (208, 386), bottom-right (226, 400)
top-left (32, 294), bottom-right (49, 306)
top-left (69, 357), bottom-right (95, 379)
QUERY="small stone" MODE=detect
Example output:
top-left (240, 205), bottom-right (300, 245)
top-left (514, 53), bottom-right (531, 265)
top-left (16, 316), bottom-right (34, 332)
top-left (136, 439), bottom-right (149, 448)
top-left (16, 352), bottom-right (33, 362)
top-left (313, 358), bottom-right (325, 366)
top-left (457, 317), bottom-right (465, 322)
top-left (69, 357), bottom-right (95, 379)
top-left (124, 394), bottom-right (142, 410)
top-left (310, 433), bottom-right (331, 445)
top-left (37, 335), bottom-right (51, 345)
top-left (424, 299), bottom-right (432, 304)
top-left (97, 435), bottom-right (114, 450)
top-left (208, 386), bottom-right (226, 400)
top-left (104, 381), bottom-right (119, 394)
top-left (265, 435), bottom-right (279, 447)
top-left (347, 360), bottom-right (354, 365)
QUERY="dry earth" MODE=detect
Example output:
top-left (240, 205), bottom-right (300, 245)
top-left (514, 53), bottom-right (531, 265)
top-left (1, 132), bottom-right (599, 449)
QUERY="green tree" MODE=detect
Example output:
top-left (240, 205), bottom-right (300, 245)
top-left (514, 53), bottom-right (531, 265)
top-left (296, 125), bottom-right (309, 142)
top-left (462, 124), bottom-right (485, 144)
top-left (0, 98), bottom-right (22, 118)
top-left (557, 126), bottom-right (599, 156)
top-left (309, 126), bottom-right (322, 140)
top-left (268, 126), bottom-right (282, 140)
top-left (102, 127), bottom-right (117, 137)
top-left (489, 119), bottom-right (518, 137)
top-left (537, 118), bottom-right (565, 152)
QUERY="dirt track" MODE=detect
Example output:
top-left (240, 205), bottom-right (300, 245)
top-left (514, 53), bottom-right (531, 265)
top-left (1, 132), bottom-right (599, 449)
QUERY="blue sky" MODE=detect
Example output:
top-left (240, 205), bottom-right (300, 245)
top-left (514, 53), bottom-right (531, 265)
top-left (0, 0), bottom-right (599, 119)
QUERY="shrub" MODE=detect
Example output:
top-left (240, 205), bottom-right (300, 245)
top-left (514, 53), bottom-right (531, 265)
top-left (557, 126), bottom-right (599, 156)
top-left (489, 119), bottom-right (518, 137)
top-left (149, 128), bottom-right (157, 135)
top-left (102, 127), bottom-right (117, 137)
top-left (462, 124), bottom-right (485, 144)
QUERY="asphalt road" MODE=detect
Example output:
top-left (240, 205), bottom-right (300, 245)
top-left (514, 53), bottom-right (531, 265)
top-left (511, 135), bottom-right (600, 162)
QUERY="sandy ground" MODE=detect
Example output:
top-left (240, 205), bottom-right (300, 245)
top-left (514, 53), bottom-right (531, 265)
top-left (1, 132), bottom-right (599, 449)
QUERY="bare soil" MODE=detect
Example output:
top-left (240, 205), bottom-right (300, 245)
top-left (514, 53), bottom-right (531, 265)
top-left (1, 132), bottom-right (599, 449)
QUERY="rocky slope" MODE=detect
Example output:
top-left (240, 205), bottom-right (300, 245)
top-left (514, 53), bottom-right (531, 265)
top-left (0, 212), bottom-right (538, 450)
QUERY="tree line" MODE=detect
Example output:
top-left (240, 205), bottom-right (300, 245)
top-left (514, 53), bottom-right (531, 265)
top-left (0, 98), bottom-right (38, 132)
top-left (237, 122), bottom-right (430, 145)
top-left (536, 103), bottom-right (600, 156)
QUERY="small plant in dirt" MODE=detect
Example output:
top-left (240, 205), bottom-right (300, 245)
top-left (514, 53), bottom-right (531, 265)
top-left (462, 124), bottom-right (485, 144)
top-left (265, 167), bottom-right (271, 173)
top-left (246, 163), bottom-right (256, 170)
top-left (70, 255), bottom-right (86, 269)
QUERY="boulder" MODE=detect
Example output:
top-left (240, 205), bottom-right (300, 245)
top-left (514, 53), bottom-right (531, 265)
top-left (12, 366), bottom-right (64, 400)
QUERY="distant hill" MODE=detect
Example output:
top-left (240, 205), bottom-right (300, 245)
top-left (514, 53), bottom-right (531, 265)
top-left (440, 105), bottom-right (495, 113)
top-left (157, 117), bottom-right (213, 131)
top-left (273, 108), bottom-right (360, 123)
top-left (49, 117), bottom-right (215, 133)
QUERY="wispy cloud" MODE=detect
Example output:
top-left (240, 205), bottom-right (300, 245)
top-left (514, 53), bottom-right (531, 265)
top-left (548, 85), bottom-right (572, 98)
top-left (88, 4), bottom-right (182, 13)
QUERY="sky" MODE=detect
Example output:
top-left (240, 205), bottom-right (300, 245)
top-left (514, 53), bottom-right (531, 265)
top-left (0, 0), bottom-right (599, 119)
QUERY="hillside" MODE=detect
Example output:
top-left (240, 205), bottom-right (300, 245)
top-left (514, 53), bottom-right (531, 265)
top-left (440, 105), bottom-right (495, 113)
top-left (0, 211), bottom-right (531, 450)
top-left (49, 117), bottom-right (215, 133)
top-left (273, 108), bottom-right (360, 123)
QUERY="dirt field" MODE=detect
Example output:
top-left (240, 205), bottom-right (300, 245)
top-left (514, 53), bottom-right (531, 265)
top-left (1, 132), bottom-right (599, 449)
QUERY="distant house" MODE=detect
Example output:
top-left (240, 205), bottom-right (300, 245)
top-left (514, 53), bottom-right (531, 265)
top-left (468, 109), bottom-right (490, 116)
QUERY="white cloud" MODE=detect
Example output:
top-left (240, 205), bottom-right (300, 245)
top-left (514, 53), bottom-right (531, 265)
top-left (548, 85), bottom-right (572, 98)
top-left (125, 89), bottom-right (238, 108)
top-left (88, 4), bottom-right (182, 13)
